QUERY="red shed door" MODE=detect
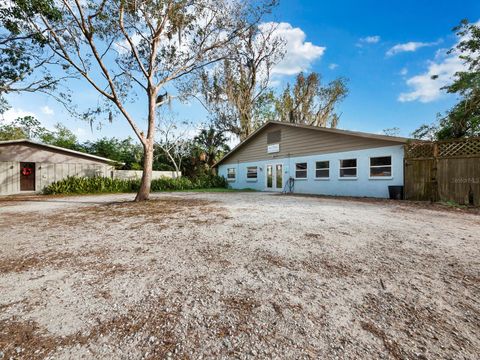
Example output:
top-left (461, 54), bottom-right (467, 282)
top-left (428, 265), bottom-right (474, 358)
top-left (20, 162), bottom-right (36, 191)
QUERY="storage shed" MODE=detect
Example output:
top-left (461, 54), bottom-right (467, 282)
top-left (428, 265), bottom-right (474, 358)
top-left (0, 139), bottom-right (116, 195)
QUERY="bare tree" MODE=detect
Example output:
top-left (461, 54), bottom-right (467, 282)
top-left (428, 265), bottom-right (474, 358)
top-left (275, 72), bottom-right (348, 128)
top-left (190, 21), bottom-right (285, 140)
top-left (10, 0), bottom-right (276, 200)
top-left (156, 118), bottom-right (192, 178)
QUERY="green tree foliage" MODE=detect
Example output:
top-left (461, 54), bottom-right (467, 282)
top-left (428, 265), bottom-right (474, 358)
top-left (39, 123), bottom-right (80, 150)
top-left (0, 116), bottom-right (48, 140)
top-left (275, 72), bottom-right (348, 128)
top-left (193, 23), bottom-right (284, 140)
top-left (0, 121), bottom-right (28, 140)
top-left (193, 126), bottom-right (230, 171)
top-left (382, 127), bottom-right (401, 137)
top-left (83, 137), bottom-right (143, 170)
top-left (413, 20), bottom-right (480, 140)
top-left (0, 0), bottom-right (65, 112)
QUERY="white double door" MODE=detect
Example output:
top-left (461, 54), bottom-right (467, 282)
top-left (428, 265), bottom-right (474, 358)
top-left (266, 163), bottom-right (283, 191)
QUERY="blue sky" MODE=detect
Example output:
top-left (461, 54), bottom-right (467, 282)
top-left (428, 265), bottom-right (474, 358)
top-left (2, 0), bottom-right (479, 143)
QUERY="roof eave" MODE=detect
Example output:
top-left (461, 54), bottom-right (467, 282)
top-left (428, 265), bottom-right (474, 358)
top-left (0, 139), bottom-right (121, 164)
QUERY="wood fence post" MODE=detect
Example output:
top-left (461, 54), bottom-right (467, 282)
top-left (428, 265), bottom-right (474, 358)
top-left (431, 143), bottom-right (439, 202)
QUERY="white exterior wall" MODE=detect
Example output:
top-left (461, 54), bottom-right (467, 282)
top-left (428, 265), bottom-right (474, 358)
top-left (0, 162), bottom-right (20, 195)
top-left (218, 145), bottom-right (404, 198)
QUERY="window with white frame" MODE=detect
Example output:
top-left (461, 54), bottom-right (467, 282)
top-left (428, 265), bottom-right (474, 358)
top-left (370, 156), bottom-right (392, 177)
top-left (339, 159), bottom-right (357, 178)
top-left (295, 162), bottom-right (308, 179)
top-left (227, 168), bottom-right (236, 181)
top-left (315, 161), bottom-right (329, 179)
top-left (246, 166), bottom-right (258, 180)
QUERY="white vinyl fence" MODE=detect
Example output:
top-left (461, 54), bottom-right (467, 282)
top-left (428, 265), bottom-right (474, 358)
top-left (112, 170), bottom-right (180, 180)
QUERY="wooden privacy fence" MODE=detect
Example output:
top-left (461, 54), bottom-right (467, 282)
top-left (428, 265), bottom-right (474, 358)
top-left (404, 137), bottom-right (480, 206)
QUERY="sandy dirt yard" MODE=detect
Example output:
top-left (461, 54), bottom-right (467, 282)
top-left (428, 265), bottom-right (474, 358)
top-left (0, 192), bottom-right (479, 360)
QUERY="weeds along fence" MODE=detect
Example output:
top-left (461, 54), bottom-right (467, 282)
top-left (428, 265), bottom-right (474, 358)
top-left (404, 137), bottom-right (480, 206)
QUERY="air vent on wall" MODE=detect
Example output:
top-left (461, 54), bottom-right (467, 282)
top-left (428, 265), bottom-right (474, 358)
top-left (267, 130), bottom-right (281, 144)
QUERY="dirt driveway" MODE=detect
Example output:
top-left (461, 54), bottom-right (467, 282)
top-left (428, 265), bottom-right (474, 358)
top-left (0, 192), bottom-right (479, 359)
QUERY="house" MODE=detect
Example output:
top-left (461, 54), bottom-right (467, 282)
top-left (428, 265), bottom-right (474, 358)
top-left (216, 121), bottom-right (408, 198)
top-left (0, 139), bottom-right (116, 195)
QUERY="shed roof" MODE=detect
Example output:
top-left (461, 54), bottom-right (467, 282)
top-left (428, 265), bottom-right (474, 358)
top-left (0, 139), bottom-right (119, 164)
top-left (215, 121), bottom-right (409, 166)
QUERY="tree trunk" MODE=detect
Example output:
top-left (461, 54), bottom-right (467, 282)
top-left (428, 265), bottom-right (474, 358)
top-left (135, 141), bottom-right (154, 201)
top-left (135, 80), bottom-right (157, 201)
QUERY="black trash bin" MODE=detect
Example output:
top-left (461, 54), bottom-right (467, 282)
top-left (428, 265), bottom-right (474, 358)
top-left (388, 185), bottom-right (404, 200)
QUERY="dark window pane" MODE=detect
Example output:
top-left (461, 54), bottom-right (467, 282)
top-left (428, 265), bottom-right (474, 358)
top-left (340, 159), bottom-right (356, 168)
top-left (316, 169), bottom-right (329, 178)
top-left (267, 165), bottom-right (273, 187)
top-left (370, 166), bottom-right (392, 177)
top-left (296, 162), bottom-right (307, 171)
top-left (340, 168), bottom-right (357, 177)
top-left (316, 161), bottom-right (329, 169)
top-left (370, 156), bottom-right (391, 166)
top-left (276, 164), bottom-right (283, 188)
top-left (247, 167), bottom-right (257, 178)
top-left (295, 163), bottom-right (307, 179)
top-left (227, 168), bottom-right (235, 179)
top-left (296, 170), bottom-right (307, 178)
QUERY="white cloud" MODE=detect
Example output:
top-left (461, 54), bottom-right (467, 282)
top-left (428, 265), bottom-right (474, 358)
top-left (0, 108), bottom-right (37, 124)
top-left (73, 127), bottom-right (95, 141)
top-left (398, 20), bottom-right (480, 103)
top-left (363, 35), bottom-right (381, 43)
top-left (398, 56), bottom-right (464, 103)
top-left (399, 67), bottom-right (408, 76)
top-left (356, 35), bottom-right (380, 47)
top-left (328, 63), bottom-right (339, 70)
top-left (41, 105), bottom-right (54, 115)
top-left (265, 22), bottom-right (326, 76)
top-left (386, 40), bottom-right (441, 57)
top-left (114, 33), bottom-right (144, 54)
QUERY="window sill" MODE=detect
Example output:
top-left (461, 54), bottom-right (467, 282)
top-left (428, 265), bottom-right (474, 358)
top-left (314, 178), bottom-right (330, 181)
top-left (338, 177), bottom-right (358, 180)
top-left (369, 176), bottom-right (393, 180)
top-left (227, 179), bottom-right (236, 182)
top-left (246, 179), bottom-right (258, 182)
top-left (294, 178), bottom-right (307, 181)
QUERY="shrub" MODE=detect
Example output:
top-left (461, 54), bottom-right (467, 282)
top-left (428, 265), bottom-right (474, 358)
top-left (43, 175), bottom-right (227, 195)
top-left (43, 176), bottom-right (139, 194)
top-left (193, 174), bottom-right (228, 189)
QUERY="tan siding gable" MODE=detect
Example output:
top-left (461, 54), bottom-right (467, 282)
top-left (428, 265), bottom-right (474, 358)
top-left (222, 123), bottom-right (404, 164)
top-left (0, 144), bottom-right (110, 164)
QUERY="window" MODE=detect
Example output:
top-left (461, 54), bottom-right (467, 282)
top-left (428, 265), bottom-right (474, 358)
top-left (246, 166), bottom-right (258, 180)
top-left (370, 156), bottom-right (392, 177)
top-left (339, 159), bottom-right (357, 178)
top-left (315, 161), bottom-right (329, 179)
top-left (266, 165), bottom-right (273, 188)
top-left (227, 168), bottom-right (236, 181)
top-left (295, 162), bottom-right (307, 179)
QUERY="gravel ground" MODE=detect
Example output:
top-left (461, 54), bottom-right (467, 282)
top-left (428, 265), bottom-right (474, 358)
top-left (0, 192), bottom-right (479, 359)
